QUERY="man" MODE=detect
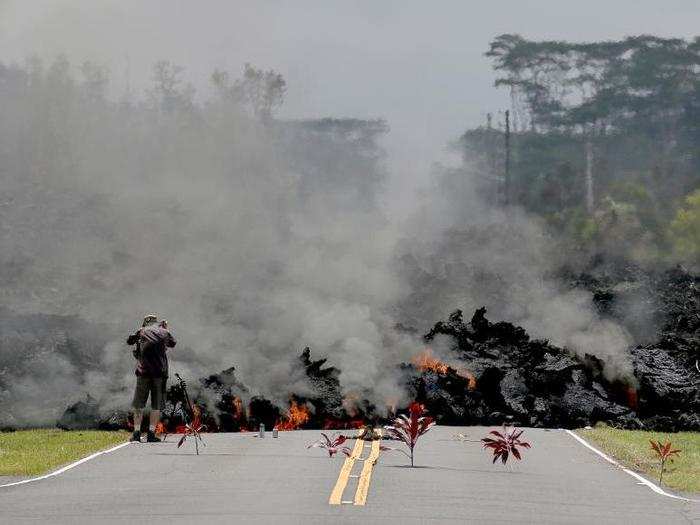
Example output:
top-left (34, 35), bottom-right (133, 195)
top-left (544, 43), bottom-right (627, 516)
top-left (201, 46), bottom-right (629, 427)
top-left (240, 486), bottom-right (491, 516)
top-left (126, 314), bottom-right (176, 442)
top-left (157, 319), bottom-right (170, 412)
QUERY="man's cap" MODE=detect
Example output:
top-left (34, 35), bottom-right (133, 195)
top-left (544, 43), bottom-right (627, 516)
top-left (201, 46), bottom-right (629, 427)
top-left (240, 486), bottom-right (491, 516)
top-left (142, 314), bottom-right (158, 327)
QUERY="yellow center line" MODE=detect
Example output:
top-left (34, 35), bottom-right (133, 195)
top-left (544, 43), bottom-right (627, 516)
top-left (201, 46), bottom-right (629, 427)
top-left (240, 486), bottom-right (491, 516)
top-left (353, 431), bottom-right (382, 506)
top-left (328, 430), bottom-right (383, 506)
top-left (328, 437), bottom-right (365, 505)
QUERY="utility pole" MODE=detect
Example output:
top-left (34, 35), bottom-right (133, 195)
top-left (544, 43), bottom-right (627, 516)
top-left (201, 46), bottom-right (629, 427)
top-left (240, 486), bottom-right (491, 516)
top-left (504, 109), bottom-right (511, 206)
top-left (487, 113), bottom-right (497, 186)
top-left (585, 139), bottom-right (594, 213)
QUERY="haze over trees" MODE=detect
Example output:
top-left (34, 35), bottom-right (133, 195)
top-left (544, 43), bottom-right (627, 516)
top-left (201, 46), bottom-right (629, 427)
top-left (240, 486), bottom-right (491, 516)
top-left (2, 32), bottom-right (699, 428)
top-left (456, 34), bottom-right (700, 264)
top-left (0, 56), bottom-right (399, 426)
top-left (0, 57), bottom-right (389, 314)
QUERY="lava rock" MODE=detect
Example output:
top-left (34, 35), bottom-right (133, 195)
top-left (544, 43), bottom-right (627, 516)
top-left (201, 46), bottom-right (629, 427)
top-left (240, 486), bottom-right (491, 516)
top-left (57, 396), bottom-right (100, 430)
top-left (632, 345), bottom-right (699, 410)
top-left (424, 307), bottom-right (634, 428)
top-left (499, 369), bottom-right (529, 418)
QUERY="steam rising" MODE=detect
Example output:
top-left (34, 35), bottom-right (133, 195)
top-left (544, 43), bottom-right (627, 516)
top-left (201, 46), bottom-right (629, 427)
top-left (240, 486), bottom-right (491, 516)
top-left (0, 57), bottom-right (632, 427)
top-left (397, 165), bottom-right (634, 379)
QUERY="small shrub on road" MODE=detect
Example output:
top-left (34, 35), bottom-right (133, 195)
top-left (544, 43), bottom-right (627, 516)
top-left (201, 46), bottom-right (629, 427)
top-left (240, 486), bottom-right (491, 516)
top-left (307, 433), bottom-right (352, 457)
top-left (383, 402), bottom-right (435, 467)
top-left (482, 426), bottom-right (531, 465)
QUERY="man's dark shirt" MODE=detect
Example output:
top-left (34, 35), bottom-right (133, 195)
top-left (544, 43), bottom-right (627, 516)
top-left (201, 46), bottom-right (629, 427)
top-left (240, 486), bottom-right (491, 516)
top-left (126, 325), bottom-right (176, 378)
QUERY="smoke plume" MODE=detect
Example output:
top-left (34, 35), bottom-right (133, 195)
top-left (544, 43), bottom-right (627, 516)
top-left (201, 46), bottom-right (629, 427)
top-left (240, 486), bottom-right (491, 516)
top-left (0, 58), bottom-right (634, 427)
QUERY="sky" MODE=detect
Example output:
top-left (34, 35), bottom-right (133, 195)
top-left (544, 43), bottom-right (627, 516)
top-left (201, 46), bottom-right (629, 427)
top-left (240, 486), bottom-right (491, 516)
top-left (2, 0), bottom-right (699, 202)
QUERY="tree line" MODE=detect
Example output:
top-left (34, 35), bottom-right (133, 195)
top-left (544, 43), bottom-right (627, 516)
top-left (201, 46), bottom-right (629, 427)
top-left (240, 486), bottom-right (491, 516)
top-left (456, 34), bottom-right (700, 265)
top-left (0, 56), bottom-right (389, 315)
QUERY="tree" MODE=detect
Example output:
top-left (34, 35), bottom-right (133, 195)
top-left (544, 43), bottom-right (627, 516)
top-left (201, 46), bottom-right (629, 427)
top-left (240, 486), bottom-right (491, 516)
top-left (278, 117), bottom-right (389, 207)
top-left (212, 63), bottom-right (286, 122)
top-left (149, 60), bottom-right (194, 113)
top-left (669, 189), bottom-right (700, 264)
top-left (79, 61), bottom-right (109, 103)
top-left (467, 33), bottom-right (700, 239)
top-left (486, 34), bottom-right (700, 135)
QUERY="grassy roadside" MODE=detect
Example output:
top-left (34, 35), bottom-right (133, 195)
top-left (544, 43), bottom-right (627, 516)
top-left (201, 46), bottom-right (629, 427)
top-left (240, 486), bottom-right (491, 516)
top-left (0, 429), bottom-right (128, 477)
top-left (577, 425), bottom-right (700, 494)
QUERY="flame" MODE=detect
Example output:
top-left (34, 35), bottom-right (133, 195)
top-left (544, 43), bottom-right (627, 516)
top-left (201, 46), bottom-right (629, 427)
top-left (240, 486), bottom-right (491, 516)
top-left (322, 417), bottom-right (365, 430)
top-left (174, 404), bottom-right (203, 434)
top-left (155, 422), bottom-right (166, 435)
top-left (412, 348), bottom-right (450, 374)
top-left (275, 400), bottom-right (311, 430)
top-left (232, 396), bottom-right (246, 420)
top-left (231, 396), bottom-right (249, 431)
top-left (412, 348), bottom-right (477, 390)
top-left (460, 370), bottom-right (477, 391)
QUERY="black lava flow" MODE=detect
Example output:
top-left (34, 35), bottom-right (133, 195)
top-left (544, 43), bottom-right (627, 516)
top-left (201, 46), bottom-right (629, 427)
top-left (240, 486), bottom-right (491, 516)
top-left (6, 265), bottom-right (699, 433)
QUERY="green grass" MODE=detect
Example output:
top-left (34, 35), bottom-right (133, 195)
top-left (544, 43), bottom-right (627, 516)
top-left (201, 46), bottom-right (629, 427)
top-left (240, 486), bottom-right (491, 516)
top-left (577, 425), bottom-right (700, 494)
top-left (0, 429), bottom-right (128, 476)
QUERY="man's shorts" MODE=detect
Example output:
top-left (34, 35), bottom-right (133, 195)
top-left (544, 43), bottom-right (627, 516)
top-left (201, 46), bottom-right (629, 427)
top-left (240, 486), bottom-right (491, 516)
top-left (132, 376), bottom-right (164, 410)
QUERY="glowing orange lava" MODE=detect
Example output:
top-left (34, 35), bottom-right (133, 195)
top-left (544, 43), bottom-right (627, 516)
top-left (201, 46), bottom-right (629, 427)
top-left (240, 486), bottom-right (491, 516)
top-left (174, 405), bottom-right (203, 434)
top-left (232, 396), bottom-right (246, 419)
top-left (412, 348), bottom-right (450, 374)
top-left (322, 417), bottom-right (365, 430)
top-left (412, 348), bottom-right (477, 390)
top-left (275, 400), bottom-right (311, 430)
top-left (231, 396), bottom-right (249, 431)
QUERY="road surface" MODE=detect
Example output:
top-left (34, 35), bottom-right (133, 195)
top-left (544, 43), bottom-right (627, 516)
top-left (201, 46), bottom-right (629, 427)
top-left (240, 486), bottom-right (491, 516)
top-left (0, 426), bottom-right (698, 524)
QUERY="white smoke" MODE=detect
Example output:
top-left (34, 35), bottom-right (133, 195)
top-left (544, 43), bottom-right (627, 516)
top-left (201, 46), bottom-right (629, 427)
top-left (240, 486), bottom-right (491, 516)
top-left (0, 18), bottom-right (638, 428)
top-left (396, 162), bottom-right (634, 380)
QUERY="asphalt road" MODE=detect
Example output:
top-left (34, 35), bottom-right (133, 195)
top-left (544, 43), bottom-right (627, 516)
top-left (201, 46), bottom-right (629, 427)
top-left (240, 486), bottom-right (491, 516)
top-left (0, 426), bottom-right (698, 524)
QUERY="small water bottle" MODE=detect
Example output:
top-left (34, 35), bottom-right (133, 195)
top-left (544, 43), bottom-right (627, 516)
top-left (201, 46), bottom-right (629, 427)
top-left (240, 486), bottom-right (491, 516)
top-left (259, 423), bottom-right (265, 438)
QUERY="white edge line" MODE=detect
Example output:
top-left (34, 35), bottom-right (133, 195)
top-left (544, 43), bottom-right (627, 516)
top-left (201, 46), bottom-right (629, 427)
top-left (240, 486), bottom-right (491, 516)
top-left (564, 429), bottom-right (699, 503)
top-left (0, 441), bottom-right (131, 489)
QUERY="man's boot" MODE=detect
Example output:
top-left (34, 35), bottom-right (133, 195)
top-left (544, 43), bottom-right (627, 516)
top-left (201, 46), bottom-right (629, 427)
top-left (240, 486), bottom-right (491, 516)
top-left (146, 430), bottom-right (161, 443)
top-left (130, 430), bottom-right (141, 442)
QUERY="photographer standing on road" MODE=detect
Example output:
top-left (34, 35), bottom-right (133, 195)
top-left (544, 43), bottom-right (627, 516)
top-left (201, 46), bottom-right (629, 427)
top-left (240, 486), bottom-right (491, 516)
top-left (126, 314), bottom-right (176, 443)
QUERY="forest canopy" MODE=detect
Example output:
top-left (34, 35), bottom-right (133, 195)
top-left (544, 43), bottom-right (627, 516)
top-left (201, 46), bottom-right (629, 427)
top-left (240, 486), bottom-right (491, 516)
top-left (456, 34), bottom-right (700, 265)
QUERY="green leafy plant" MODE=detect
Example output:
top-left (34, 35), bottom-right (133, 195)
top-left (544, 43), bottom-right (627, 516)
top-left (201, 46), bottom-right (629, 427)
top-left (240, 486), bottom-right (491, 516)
top-left (649, 440), bottom-right (681, 483)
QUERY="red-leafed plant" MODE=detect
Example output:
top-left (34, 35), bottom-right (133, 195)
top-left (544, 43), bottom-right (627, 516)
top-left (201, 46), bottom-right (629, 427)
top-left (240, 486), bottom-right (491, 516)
top-left (307, 432), bottom-right (352, 458)
top-left (177, 405), bottom-right (206, 455)
top-left (481, 426), bottom-right (531, 465)
top-left (650, 440), bottom-right (681, 483)
top-left (383, 402), bottom-right (435, 467)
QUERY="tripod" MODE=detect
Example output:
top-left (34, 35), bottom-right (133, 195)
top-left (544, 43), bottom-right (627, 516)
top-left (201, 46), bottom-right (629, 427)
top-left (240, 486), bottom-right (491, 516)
top-left (173, 373), bottom-right (206, 455)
